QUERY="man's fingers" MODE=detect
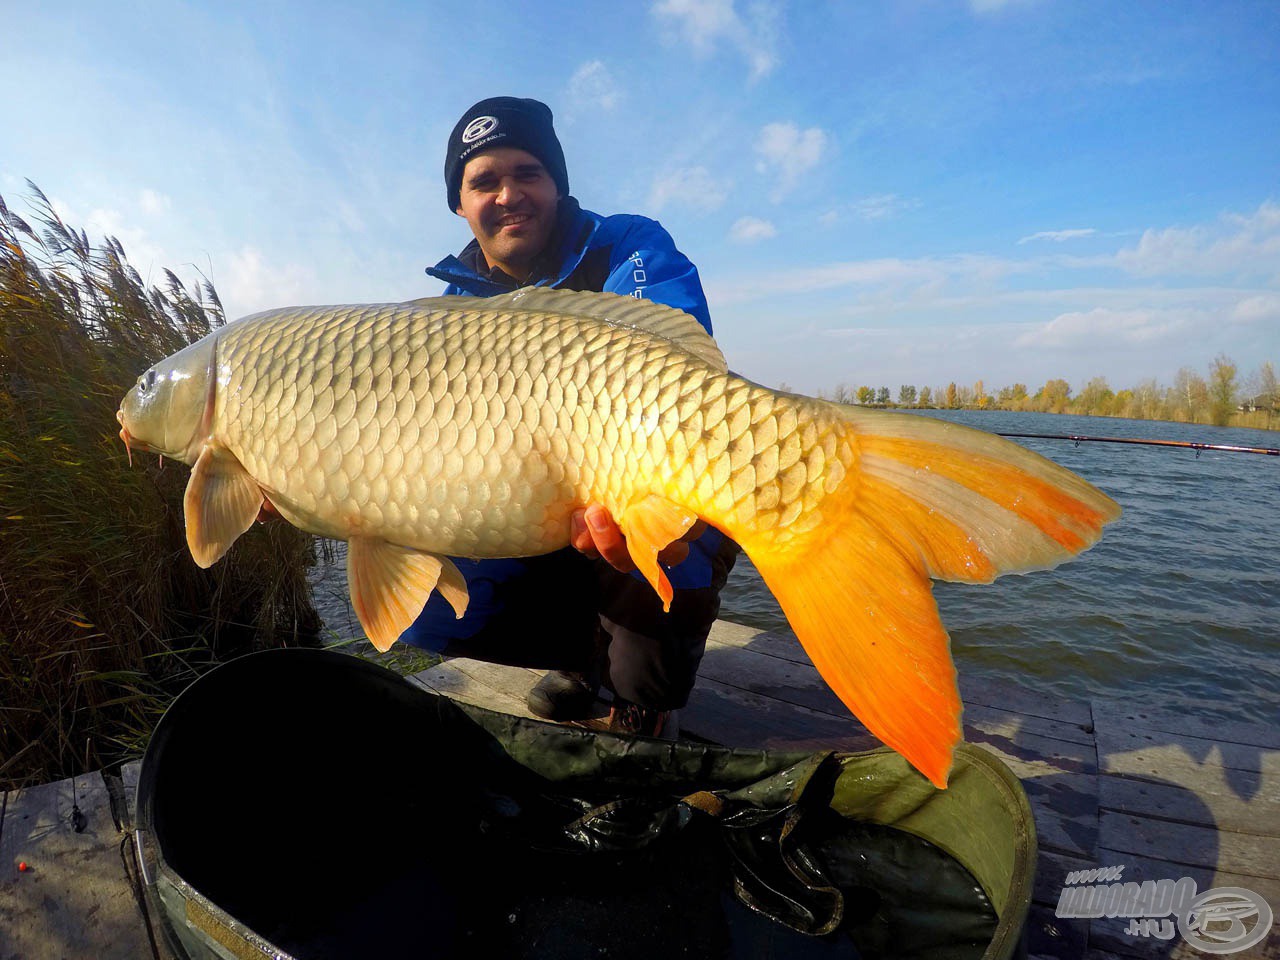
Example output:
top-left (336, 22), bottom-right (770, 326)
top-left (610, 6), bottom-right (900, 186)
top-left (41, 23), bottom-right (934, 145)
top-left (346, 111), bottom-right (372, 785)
top-left (585, 504), bottom-right (635, 572)
top-left (571, 507), bottom-right (706, 572)
top-left (570, 511), bottom-right (598, 557)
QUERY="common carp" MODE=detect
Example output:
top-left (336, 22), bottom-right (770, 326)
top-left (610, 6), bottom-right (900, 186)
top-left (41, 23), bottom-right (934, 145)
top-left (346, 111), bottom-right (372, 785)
top-left (117, 288), bottom-right (1120, 787)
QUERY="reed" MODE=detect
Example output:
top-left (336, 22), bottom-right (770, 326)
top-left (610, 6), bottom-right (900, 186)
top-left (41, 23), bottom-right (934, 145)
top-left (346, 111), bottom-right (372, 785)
top-left (0, 183), bottom-right (319, 789)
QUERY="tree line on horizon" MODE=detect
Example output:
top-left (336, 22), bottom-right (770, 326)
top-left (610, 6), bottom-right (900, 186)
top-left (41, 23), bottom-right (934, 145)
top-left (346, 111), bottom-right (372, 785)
top-left (804, 356), bottom-right (1278, 431)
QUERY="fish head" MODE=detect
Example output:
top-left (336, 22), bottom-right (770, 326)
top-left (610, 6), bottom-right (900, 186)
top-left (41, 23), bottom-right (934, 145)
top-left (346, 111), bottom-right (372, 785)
top-left (117, 335), bottom-right (217, 465)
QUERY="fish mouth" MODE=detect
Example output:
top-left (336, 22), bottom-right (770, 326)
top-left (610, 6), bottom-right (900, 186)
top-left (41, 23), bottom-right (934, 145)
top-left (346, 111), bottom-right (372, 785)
top-left (116, 409), bottom-right (155, 467)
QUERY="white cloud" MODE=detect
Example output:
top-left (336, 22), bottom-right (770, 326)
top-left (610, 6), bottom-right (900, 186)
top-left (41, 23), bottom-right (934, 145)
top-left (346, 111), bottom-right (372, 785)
top-left (1115, 201), bottom-right (1280, 279)
top-left (219, 245), bottom-right (315, 319)
top-left (72, 202), bottom-right (167, 274)
top-left (755, 122), bottom-right (827, 202)
top-left (139, 188), bottom-right (171, 216)
top-left (651, 0), bottom-right (780, 81)
top-left (647, 166), bottom-right (729, 213)
top-left (709, 252), bottom-right (1029, 305)
top-left (1232, 294), bottom-right (1280, 325)
top-left (567, 60), bottom-right (621, 112)
top-left (1018, 228), bottom-right (1096, 244)
top-left (852, 193), bottom-right (920, 222)
top-left (729, 216), bottom-right (776, 243)
top-left (1014, 307), bottom-right (1190, 350)
top-left (969, 0), bottom-right (1038, 13)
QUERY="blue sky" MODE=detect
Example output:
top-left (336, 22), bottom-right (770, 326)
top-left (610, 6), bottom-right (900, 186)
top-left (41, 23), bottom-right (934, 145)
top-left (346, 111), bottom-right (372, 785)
top-left (4, 0), bottom-right (1278, 396)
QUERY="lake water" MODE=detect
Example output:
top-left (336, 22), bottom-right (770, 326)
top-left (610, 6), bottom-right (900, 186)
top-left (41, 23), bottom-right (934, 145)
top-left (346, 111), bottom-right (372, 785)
top-left (311, 411), bottom-right (1279, 726)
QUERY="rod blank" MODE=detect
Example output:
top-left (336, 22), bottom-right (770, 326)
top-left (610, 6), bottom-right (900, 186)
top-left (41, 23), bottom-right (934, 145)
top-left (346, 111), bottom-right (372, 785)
top-left (997, 432), bottom-right (1279, 456)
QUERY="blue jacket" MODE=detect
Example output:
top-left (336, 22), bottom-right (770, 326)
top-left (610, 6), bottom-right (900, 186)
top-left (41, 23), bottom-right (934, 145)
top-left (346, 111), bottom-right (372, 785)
top-left (401, 198), bottom-right (730, 651)
top-left (426, 197), bottom-right (714, 334)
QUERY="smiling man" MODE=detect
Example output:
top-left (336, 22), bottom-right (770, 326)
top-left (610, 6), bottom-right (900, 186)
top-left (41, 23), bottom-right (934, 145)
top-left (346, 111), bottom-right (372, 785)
top-left (402, 96), bottom-right (738, 737)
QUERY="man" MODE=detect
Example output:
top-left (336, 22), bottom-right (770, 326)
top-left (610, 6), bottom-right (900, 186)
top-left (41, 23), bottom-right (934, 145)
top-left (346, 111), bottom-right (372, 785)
top-left (399, 96), bottom-right (738, 736)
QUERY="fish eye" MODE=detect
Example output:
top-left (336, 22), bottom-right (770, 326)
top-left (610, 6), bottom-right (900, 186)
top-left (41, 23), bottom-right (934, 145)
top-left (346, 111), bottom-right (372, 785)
top-left (138, 369), bottom-right (157, 394)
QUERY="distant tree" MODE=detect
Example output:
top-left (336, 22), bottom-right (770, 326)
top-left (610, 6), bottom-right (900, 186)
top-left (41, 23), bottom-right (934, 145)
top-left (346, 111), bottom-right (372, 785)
top-left (876, 386), bottom-right (891, 405)
top-left (832, 383), bottom-right (854, 404)
top-left (945, 382), bottom-right (958, 409)
top-left (1208, 354), bottom-right (1238, 426)
top-left (856, 385), bottom-right (875, 405)
top-left (1173, 367), bottom-right (1208, 422)
top-left (973, 379), bottom-right (987, 408)
top-left (1242, 361), bottom-right (1277, 410)
top-left (1112, 389), bottom-right (1134, 416)
top-left (1036, 379), bottom-right (1072, 414)
top-left (898, 384), bottom-right (917, 406)
top-left (996, 383), bottom-right (1029, 411)
top-left (1077, 376), bottom-right (1115, 417)
top-left (1132, 379), bottom-right (1161, 419)
top-left (918, 385), bottom-right (932, 407)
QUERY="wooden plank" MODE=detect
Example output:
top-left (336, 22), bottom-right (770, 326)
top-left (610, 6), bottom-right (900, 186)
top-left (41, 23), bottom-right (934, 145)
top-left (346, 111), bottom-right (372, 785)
top-left (1099, 810), bottom-right (1280, 881)
top-left (1035, 849), bottom-right (1095, 905)
top-left (1099, 772), bottom-right (1280, 837)
top-left (1093, 699), bottom-right (1280, 752)
top-left (0, 773), bottom-right (163, 960)
top-left (709, 623), bottom-right (1098, 730)
top-left (965, 701), bottom-right (1096, 748)
top-left (701, 630), bottom-right (1099, 760)
top-left (1022, 774), bottom-right (1100, 860)
top-left (961, 675), bottom-right (1095, 729)
top-left (964, 722), bottom-right (1097, 777)
top-left (1097, 733), bottom-right (1274, 806)
top-left (682, 677), bottom-right (882, 753)
top-left (411, 659), bottom-right (546, 718)
top-left (706, 623), bottom-right (810, 664)
top-left (1096, 724), bottom-right (1280, 780)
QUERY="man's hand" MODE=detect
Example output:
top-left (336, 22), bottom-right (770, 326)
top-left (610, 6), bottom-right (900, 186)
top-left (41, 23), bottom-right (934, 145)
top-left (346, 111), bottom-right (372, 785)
top-left (570, 503), bottom-right (706, 574)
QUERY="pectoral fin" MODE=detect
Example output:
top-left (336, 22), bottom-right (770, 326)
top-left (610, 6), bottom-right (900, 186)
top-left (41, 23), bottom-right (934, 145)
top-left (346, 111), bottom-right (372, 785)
top-left (347, 538), bottom-right (470, 652)
top-left (184, 444), bottom-right (263, 568)
top-left (618, 495), bottom-right (700, 612)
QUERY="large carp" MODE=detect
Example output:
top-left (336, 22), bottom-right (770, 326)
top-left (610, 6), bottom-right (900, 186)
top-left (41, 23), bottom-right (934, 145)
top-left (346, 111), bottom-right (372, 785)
top-left (117, 288), bottom-right (1119, 787)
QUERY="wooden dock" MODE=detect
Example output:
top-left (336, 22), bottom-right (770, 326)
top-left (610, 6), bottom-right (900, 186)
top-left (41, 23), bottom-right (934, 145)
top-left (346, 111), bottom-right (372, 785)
top-left (4, 618), bottom-right (1275, 958)
top-left (414, 618), bottom-right (1280, 960)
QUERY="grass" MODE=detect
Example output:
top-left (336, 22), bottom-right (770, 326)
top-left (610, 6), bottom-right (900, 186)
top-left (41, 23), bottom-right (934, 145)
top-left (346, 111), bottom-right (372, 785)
top-left (0, 183), bottom-right (319, 789)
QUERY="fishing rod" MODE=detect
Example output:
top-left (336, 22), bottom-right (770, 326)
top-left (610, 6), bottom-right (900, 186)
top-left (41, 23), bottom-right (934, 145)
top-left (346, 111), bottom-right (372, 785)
top-left (996, 432), bottom-right (1280, 457)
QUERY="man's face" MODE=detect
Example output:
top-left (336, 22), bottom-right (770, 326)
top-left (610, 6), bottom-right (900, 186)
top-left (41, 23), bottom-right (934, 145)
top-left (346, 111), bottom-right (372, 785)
top-left (454, 147), bottom-right (561, 280)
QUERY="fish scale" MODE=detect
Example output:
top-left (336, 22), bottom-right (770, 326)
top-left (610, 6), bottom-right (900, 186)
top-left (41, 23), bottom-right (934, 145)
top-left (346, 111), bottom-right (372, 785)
top-left (227, 307), bottom-right (613, 551)
top-left (117, 287), bottom-right (1120, 788)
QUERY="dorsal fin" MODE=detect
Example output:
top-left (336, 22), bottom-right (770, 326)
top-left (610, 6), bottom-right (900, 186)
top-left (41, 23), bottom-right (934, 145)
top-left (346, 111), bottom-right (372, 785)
top-left (404, 288), bottom-right (727, 373)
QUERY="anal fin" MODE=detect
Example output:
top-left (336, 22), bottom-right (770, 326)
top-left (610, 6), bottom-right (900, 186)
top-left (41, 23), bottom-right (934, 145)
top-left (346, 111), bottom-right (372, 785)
top-left (347, 538), bottom-right (470, 652)
top-left (618, 495), bottom-right (699, 612)
top-left (184, 444), bottom-right (264, 568)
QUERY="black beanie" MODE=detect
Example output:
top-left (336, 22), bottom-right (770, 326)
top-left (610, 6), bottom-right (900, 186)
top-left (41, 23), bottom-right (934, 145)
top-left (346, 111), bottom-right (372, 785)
top-left (445, 97), bottom-right (569, 211)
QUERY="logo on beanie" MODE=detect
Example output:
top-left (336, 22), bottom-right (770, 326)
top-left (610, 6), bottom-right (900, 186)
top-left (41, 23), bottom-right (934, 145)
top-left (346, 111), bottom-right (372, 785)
top-left (462, 116), bottom-right (499, 143)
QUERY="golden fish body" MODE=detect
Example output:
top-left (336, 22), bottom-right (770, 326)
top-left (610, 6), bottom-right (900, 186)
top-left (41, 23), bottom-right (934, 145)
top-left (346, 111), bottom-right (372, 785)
top-left (210, 296), bottom-right (808, 559)
top-left (118, 288), bottom-right (1120, 788)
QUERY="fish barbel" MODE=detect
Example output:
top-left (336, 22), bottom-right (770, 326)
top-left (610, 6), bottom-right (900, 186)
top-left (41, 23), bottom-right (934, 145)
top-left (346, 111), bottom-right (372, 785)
top-left (117, 288), bottom-right (1120, 787)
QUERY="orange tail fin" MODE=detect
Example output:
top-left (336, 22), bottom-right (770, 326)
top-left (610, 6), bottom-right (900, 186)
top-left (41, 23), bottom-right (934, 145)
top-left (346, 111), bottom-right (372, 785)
top-left (741, 407), bottom-right (1121, 789)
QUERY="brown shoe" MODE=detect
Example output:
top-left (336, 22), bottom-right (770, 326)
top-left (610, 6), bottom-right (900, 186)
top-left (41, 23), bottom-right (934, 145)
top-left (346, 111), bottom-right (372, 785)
top-left (526, 670), bottom-right (599, 721)
top-left (607, 698), bottom-right (673, 738)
